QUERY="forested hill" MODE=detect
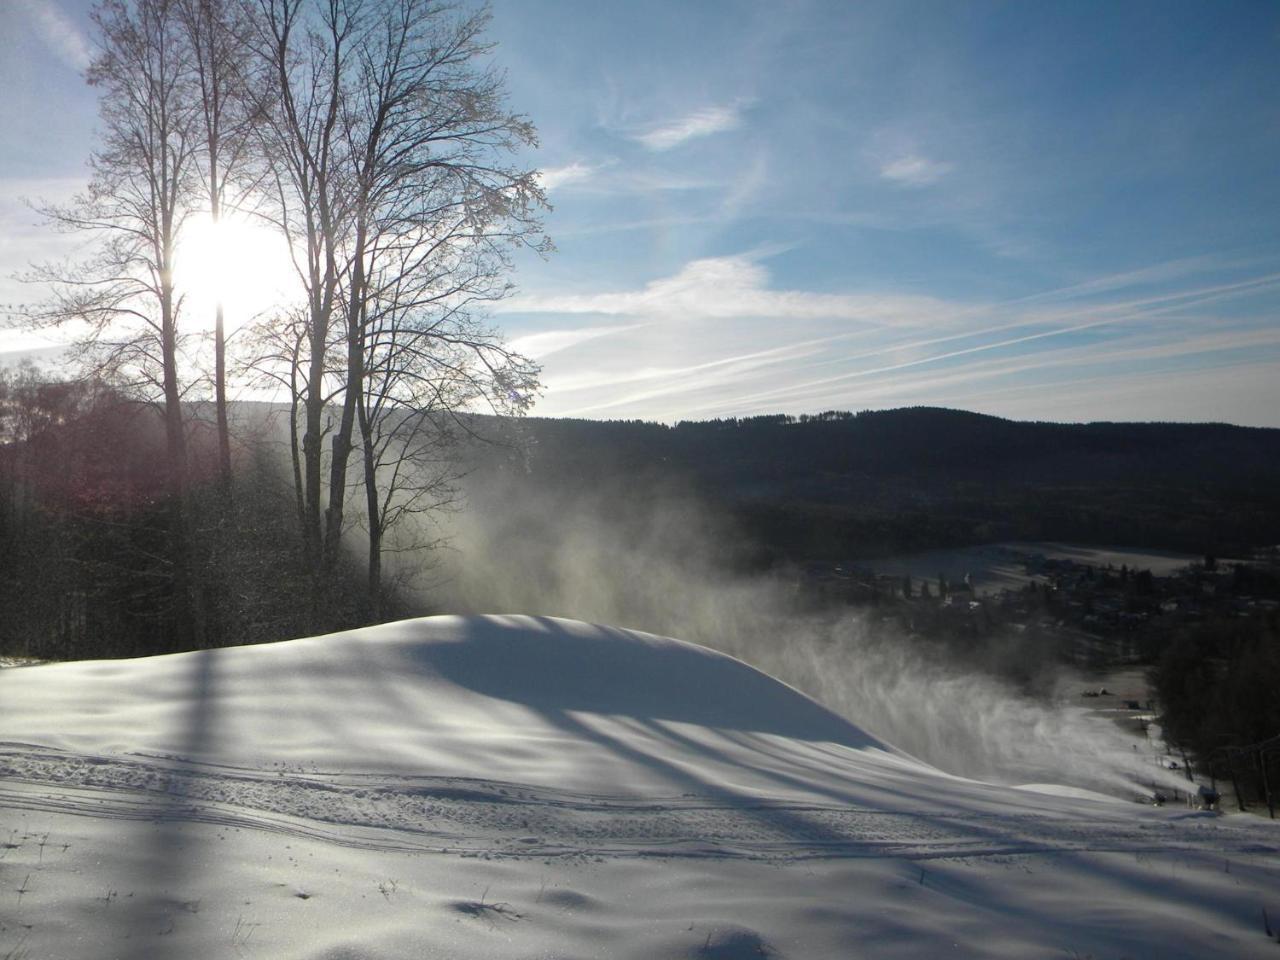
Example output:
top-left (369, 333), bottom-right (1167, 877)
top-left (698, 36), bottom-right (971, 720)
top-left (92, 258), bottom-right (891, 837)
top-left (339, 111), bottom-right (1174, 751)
top-left (472, 407), bottom-right (1280, 562)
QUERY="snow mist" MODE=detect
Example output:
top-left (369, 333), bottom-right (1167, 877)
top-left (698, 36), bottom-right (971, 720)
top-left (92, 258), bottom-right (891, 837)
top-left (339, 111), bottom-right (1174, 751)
top-left (410, 472), bottom-right (1188, 799)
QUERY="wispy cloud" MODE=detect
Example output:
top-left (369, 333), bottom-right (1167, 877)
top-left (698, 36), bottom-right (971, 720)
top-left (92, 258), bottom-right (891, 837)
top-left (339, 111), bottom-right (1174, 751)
top-left (551, 340), bottom-right (825, 416)
top-left (509, 247), bottom-right (1280, 425)
top-left (0, 327), bottom-right (69, 356)
top-left (879, 152), bottom-right (952, 187)
top-left (661, 313), bottom-right (1280, 425)
top-left (937, 358), bottom-right (1280, 427)
top-left (503, 255), bottom-right (965, 326)
top-left (631, 102), bottom-right (747, 151)
top-left (1004, 256), bottom-right (1245, 306)
top-left (20, 0), bottom-right (92, 72)
top-left (725, 318), bottom-right (1119, 412)
top-left (719, 151), bottom-right (769, 218)
top-left (0, 176), bottom-right (88, 309)
top-left (537, 159), bottom-right (724, 198)
top-left (538, 161), bottom-right (599, 192)
top-left (508, 322), bottom-right (644, 360)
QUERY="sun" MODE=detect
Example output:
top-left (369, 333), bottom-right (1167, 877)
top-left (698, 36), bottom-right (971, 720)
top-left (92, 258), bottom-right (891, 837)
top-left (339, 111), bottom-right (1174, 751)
top-left (173, 211), bottom-right (298, 330)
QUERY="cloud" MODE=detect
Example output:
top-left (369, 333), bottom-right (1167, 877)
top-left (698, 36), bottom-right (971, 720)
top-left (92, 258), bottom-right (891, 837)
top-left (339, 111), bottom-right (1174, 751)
top-left (508, 245), bottom-right (1280, 425)
top-left (0, 327), bottom-right (69, 356)
top-left (507, 322), bottom-right (644, 360)
top-left (550, 340), bottom-right (826, 416)
top-left (20, 0), bottom-right (91, 72)
top-left (0, 176), bottom-right (89, 309)
top-left (724, 317), bottom-right (1119, 412)
top-left (879, 152), bottom-right (952, 187)
top-left (655, 313), bottom-right (1280, 425)
top-left (548, 214), bottom-right (723, 239)
top-left (536, 160), bottom-right (724, 198)
top-left (503, 255), bottom-right (965, 326)
top-left (945, 359), bottom-right (1280, 428)
top-left (1009, 256), bottom-right (1230, 305)
top-left (838, 276), bottom-right (1280, 388)
top-left (538, 162), bottom-right (599, 192)
top-left (631, 102), bottom-right (747, 151)
top-left (719, 151), bottom-right (769, 219)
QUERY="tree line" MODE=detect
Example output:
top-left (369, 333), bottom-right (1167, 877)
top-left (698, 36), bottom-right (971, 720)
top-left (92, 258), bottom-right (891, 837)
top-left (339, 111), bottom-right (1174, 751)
top-left (9, 0), bottom-right (545, 654)
top-left (490, 410), bottom-right (1280, 563)
top-left (1150, 612), bottom-right (1280, 813)
top-left (0, 366), bottom-right (326, 657)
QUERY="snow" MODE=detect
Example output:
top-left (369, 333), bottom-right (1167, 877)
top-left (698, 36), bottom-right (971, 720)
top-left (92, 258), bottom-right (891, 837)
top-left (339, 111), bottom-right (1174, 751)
top-left (2, 614), bottom-right (1278, 958)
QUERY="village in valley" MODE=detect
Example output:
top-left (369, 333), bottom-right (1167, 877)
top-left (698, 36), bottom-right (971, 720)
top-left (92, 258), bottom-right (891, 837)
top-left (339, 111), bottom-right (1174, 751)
top-left (796, 544), bottom-right (1280, 813)
top-left (798, 543), bottom-right (1280, 668)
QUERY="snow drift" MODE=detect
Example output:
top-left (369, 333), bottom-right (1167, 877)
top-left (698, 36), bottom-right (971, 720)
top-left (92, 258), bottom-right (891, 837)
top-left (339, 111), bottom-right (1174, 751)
top-left (2, 616), bottom-right (1278, 959)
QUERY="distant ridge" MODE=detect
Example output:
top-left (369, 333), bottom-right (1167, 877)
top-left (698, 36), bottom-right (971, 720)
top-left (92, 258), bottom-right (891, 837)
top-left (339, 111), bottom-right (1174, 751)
top-left (228, 400), bottom-right (1280, 559)
top-left (463, 406), bottom-right (1280, 561)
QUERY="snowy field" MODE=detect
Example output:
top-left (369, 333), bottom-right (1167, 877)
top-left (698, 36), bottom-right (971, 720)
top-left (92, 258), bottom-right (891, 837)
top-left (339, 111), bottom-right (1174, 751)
top-left (1, 615), bottom-right (1277, 958)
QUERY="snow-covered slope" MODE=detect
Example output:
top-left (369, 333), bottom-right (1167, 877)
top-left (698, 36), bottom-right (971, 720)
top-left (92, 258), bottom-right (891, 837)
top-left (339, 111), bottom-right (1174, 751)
top-left (1, 616), bottom-right (1277, 959)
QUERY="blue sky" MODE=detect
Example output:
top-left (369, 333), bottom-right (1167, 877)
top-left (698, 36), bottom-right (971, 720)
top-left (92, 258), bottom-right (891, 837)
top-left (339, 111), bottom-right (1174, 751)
top-left (3, 0), bottom-right (1279, 425)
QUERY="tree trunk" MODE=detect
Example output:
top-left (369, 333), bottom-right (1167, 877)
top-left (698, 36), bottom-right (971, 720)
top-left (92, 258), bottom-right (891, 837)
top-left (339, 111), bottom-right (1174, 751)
top-left (192, 0), bottom-right (233, 493)
top-left (357, 391), bottom-right (381, 621)
top-left (161, 285), bottom-right (204, 650)
top-left (289, 344), bottom-right (305, 535)
top-left (1227, 751), bottom-right (1246, 812)
top-left (322, 230), bottom-right (367, 568)
top-left (215, 300), bottom-right (231, 487)
top-left (1259, 749), bottom-right (1275, 820)
top-left (302, 300), bottom-right (326, 572)
top-left (210, 179), bottom-right (230, 494)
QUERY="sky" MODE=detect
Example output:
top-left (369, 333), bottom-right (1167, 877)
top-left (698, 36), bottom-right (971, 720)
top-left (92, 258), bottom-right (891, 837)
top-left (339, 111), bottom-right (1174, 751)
top-left (2, 0), bottom-right (1279, 426)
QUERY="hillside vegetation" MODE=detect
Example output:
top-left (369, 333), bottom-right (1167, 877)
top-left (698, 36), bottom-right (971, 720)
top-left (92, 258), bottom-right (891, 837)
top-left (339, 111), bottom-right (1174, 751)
top-left (474, 408), bottom-right (1280, 564)
top-left (5, 382), bottom-right (1280, 661)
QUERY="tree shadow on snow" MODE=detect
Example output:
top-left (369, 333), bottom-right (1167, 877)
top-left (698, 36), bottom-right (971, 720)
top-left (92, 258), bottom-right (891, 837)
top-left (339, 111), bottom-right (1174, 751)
top-left (131, 647), bottom-right (221, 955)
top-left (409, 616), bottom-right (886, 749)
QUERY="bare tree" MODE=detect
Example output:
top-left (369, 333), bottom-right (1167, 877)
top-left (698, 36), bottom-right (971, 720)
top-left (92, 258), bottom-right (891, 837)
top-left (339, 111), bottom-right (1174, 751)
top-left (27, 0), bottom-right (207, 647)
top-left (27, 0), bottom-right (548, 635)
top-left (250, 0), bottom-right (546, 608)
top-left (247, 0), bottom-right (358, 586)
top-left (334, 0), bottom-right (545, 614)
top-left (355, 375), bottom-right (462, 620)
top-left (176, 0), bottom-right (258, 489)
top-left (243, 306), bottom-right (313, 530)
top-left (328, 0), bottom-right (547, 565)
top-left (356, 299), bottom-right (538, 616)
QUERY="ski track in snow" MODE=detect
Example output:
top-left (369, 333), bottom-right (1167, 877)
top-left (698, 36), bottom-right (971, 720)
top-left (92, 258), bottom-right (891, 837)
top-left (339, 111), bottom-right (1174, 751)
top-left (2, 741), bottom-right (1272, 864)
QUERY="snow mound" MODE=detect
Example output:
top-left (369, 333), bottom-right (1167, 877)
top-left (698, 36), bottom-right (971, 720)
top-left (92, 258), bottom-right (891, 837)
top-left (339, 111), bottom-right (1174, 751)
top-left (382, 615), bottom-right (887, 746)
top-left (0, 616), bottom-right (904, 801)
top-left (3, 616), bottom-right (1279, 960)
